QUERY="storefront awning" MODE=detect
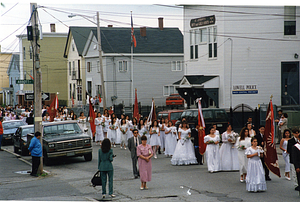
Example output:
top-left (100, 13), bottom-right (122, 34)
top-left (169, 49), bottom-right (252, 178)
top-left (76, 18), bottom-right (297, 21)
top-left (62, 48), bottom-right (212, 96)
top-left (173, 75), bottom-right (219, 88)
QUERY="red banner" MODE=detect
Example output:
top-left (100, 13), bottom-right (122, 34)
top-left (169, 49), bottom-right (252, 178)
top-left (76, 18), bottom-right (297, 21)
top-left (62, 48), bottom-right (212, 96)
top-left (264, 99), bottom-right (281, 178)
top-left (133, 89), bottom-right (140, 120)
top-left (197, 99), bottom-right (206, 155)
top-left (89, 98), bottom-right (96, 136)
top-left (48, 94), bottom-right (58, 122)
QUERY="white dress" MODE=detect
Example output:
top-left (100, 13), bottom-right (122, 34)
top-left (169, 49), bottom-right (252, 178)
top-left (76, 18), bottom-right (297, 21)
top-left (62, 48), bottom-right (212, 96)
top-left (164, 126), bottom-right (177, 156)
top-left (126, 120), bottom-right (133, 140)
top-left (249, 129), bottom-right (255, 137)
top-left (171, 128), bottom-right (197, 165)
top-left (120, 124), bottom-right (128, 146)
top-left (159, 123), bottom-right (166, 150)
top-left (219, 131), bottom-right (239, 171)
top-left (245, 147), bottom-right (267, 192)
top-left (204, 135), bottom-right (221, 172)
top-left (109, 122), bottom-right (118, 143)
top-left (115, 119), bottom-right (122, 144)
top-left (102, 116), bottom-right (110, 133)
top-left (150, 126), bottom-right (161, 146)
top-left (282, 140), bottom-right (290, 172)
top-left (235, 137), bottom-right (251, 175)
top-left (95, 117), bottom-right (104, 142)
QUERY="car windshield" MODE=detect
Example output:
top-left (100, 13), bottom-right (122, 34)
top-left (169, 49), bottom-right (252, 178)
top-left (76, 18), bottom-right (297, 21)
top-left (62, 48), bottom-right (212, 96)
top-left (43, 123), bottom-right (82, 136)
top-left (214, 110), bottom-right (228, 122)
top-left (21, 127), bottom-right (34, 137)
top-left (3, 121), bottom-right (25, 129)
top-left (170, 112), bottom-right (182, 121)
top-left (181, 111), bottom-right (193, 119)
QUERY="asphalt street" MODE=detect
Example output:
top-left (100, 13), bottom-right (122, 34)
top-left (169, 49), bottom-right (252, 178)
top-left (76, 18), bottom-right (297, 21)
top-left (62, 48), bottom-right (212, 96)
top-left (0, 143), bottom-right (299, 202)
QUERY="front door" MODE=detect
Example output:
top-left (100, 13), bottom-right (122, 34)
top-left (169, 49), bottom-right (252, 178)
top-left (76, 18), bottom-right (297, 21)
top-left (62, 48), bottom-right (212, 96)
top-left (281, 62), bottom-right (299, 105)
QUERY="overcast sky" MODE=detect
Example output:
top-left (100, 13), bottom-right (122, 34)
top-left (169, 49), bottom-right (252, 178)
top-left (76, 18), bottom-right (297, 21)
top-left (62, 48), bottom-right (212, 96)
top-left (0, 0), bottom-right (299, 53)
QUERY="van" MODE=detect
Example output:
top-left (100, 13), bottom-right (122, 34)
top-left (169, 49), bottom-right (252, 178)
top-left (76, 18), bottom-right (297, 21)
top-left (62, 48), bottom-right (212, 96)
top-left (176, 108), bottom-right (229, 134)
top-left (157, 110), bottom-right (184, 125)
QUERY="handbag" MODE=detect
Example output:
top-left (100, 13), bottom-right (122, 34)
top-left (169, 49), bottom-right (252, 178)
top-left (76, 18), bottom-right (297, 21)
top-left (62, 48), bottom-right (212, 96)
top-left (91, 171), bottom-right (102, 187)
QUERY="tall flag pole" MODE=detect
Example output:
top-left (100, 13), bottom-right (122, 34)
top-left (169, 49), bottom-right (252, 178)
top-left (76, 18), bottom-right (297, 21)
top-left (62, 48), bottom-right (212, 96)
top-left (197, 98), bottom-right (206, 155)
top-left (264, 95), bottom-right (281, 178)
top-left (147, 98), bottom-right (156, 125)
top-left (133, 88), bottom-right (140, 120)
top-left (89, 97), bottom-right (96, 138)
top-left (130, 11), bottom-right (136, 112)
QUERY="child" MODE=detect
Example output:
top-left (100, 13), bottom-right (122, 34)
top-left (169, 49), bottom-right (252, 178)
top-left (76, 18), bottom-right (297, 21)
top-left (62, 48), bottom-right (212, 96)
top-left (245, 137), bottom-right (267, 192)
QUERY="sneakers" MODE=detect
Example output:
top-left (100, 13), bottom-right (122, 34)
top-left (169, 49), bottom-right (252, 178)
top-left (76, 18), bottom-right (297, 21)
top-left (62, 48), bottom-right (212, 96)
top-left (110, 194), bottom-right (116, 198)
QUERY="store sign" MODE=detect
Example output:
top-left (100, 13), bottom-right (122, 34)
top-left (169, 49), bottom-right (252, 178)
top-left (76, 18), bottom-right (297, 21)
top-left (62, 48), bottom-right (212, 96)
top-left (232, 85), bottom-right (258, 94)
top-left (190, 15), bottom-right (215, 28)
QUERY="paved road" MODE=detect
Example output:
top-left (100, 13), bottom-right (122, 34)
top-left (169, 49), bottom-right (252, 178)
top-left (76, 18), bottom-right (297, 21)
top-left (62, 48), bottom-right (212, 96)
top-left (1, 143), bottom-right (299, 201)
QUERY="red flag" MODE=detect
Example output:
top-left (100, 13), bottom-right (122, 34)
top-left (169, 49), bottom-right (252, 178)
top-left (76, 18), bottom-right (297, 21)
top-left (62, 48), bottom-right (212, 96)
top-left (99, 94), bottom-right (102, 103)
top-left (264, 98), bottom-right (281, 178)
top-left (131, 12), bottom-right (137, 48)
top-left (133, 89), bottom-right (140, 120)
top-left (89, 98), bottom-right (96, 136)
top-left (197, 99), bottom-right (206, 155)
top-left (49, 94), bottom-right (59, 122)
top-left (71, 95), bottom-right (74, 107)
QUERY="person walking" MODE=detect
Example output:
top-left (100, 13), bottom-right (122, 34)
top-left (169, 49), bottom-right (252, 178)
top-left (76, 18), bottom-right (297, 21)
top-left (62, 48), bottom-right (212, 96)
top-left (204, 126), bottom-right (220, 173)
top-left (28, 132), bottom-right (42, 177)
top-left (149, 120), bottom-right (161, 159)
top-left (137, 135), bottom-right (153, 190)
top-left (128, 129), bottom-right (142, 178)
top-left (236, 127), bottom-right (251, 182)
top-left (98, 138), bottom-right (115, 199)
top-left (278, 113), bottom-right (288, 144)
top-left (292, 135), bottom-right (300, 195)
top-left (245, 137), bottom-right (267, 192)
top-left (280, 129), bottom-right (292, 180)
top-left (0, 117), bottom-right (3, 151)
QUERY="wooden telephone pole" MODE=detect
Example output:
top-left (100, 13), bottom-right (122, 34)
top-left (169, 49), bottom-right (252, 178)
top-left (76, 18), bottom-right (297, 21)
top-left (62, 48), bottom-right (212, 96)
top-left (30, 2), bottom-right (43, 174)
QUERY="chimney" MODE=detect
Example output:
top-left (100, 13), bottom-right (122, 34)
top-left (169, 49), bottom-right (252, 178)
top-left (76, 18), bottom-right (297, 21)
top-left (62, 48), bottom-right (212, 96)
top-left (158, 17), bottom-right (163, 30)
top-left (108, 25), bottom-right (113, 27)
top-left (50, 24), bottom-right (56, 32)
top-left (140, 27), bottom-right (146, 37)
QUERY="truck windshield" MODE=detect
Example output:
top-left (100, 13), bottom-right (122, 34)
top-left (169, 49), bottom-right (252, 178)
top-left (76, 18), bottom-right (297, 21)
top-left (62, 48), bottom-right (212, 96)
top-left (3, 121), bottom-right (25, 129)
top-left (43, 123), bottom-right (82, 136)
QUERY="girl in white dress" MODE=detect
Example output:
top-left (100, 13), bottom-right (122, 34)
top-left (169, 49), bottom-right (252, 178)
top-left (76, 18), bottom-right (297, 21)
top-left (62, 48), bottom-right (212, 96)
top-left (159, 118), bottom-right (166, 153)
top-left (126, 115), bottom-right (133, 140)
top-left (78, 112), bottom-right (87, 130)
top-left (130, 118), bottom-right (139, 138)
top-left (43, 112), bottom-right (50, 122)
top-left (102, 111), bottom-right (110, 139)
top-left (109, 117), bottom-right (118, 147)
top-left (144, 118), bottom-right (151, 144)
top-left (119, 118), bottom-right (128, 149)
top-left (280, 129), bottom-right (291, 180)
top-left (150, 120), bottom-right (161, 159)
top-left (204, 126), bottom-right (221, 173)
top-left (164, 120), bottom-right (178, 157)
top-left (245, 137), bottom-right (267, 192)
top-left (212, 123), bottom-right (220, 139)
top-left (219, 124), bottom-right (239, 171)
top-left (95, 112), bottom-right (104, 145)
top-left (171, 121), bottom-right (197, 165)
top-left (246, 122), bottom-right (256, 137)
top-left (235, 127), bottom-right (251, 182)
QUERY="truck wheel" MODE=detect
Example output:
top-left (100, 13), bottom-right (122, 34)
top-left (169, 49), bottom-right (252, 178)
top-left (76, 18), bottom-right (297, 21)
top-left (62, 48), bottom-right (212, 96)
top-left (84, 153), bottom-right (92, 161)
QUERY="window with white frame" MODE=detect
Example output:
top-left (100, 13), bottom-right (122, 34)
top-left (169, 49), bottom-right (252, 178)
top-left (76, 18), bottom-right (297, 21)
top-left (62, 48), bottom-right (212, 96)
top-left (118, 61), bottom-right (128, 72)
top-left (284, 6), bottom-right (296, 35)
top-left (163, 85), bottom-right (176, 96)
top-left (208, 26), bottom-right (217, 58)
top-left (87, 62), bottom-right (91, 72)
top-left (171, 61), bottom-right (183, 71)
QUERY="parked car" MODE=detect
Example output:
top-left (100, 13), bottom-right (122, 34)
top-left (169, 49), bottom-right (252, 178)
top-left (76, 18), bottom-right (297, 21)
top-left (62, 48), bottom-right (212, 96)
top-left (26, 121), bottom-right (93, 165)
top-left (176, 108), bottom-right (229, 134)
top-left (2, 120), bottom-right (27, 145)
top-left (13, 125), bottom-right (34, 155)
top-left (166, 94), bottom-right (184, 106)
top-left (157, 110), bottom-right (184, 125)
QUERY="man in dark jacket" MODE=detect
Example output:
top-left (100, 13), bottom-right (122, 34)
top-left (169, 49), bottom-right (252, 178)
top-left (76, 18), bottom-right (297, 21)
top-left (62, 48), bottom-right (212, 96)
top-left (292, 135), bottom-right (300, 193)
top-left (288, 128), bottom-right (300, 191)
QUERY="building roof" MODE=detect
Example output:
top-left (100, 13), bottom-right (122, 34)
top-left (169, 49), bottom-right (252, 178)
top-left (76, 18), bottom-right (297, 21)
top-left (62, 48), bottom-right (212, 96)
top-left (92, 27), bottom-right (183, 54)
top-left (64, 26), bottom-right (96, 58)
top-left (173, 75), bottom-right (218, 87)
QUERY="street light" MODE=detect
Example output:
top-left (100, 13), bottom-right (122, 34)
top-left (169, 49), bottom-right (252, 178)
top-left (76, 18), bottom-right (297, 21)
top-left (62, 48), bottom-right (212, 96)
top-left (68, 12), bottom-right (106, 110)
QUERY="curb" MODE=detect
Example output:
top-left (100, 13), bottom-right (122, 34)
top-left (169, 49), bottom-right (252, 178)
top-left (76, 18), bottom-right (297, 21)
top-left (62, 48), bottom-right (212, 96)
top-left (3, 148), bottom-right (50, 174)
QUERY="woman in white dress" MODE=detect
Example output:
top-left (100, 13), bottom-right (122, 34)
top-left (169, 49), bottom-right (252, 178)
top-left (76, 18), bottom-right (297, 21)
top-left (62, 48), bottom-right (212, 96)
top-left (109, 117), bottom-right (118, 147)
top-left (212, 123), bottom-right (220, 140)
top-left (95, 112), bottom-right (104, 145)
top-left (130, 118), bottom-right (139, 138)
top-left (78, 112), bottom-right (87, 130)
top-left (119, 118), bottom-right (128, 149)
top-left (171, 121), bottom-right (197, 165)
top-left (245, 137), bottom-right (267, 192)
top-left (219, 124), bottom-right (239, 171)
top-left (150, 120), bottom-right (161, 159)
top-left (204, 126), bottom-right (221, 173)
top-left (280, 129), bottom-right (291, 180)
top-left (247, 122), bottom-right (256, 137)
top-left (43, 112), bottom-right (50, 123)
top-left (235, 127), bottom-right (251, 182)
top-left (102, 111), bottom-right (110, 139)
top-left (158, 118), bottom-right (166, 153)
top-left (144, 118), bottom-right (151, 145)
top-left (164, 120), bottom-right (177, 157)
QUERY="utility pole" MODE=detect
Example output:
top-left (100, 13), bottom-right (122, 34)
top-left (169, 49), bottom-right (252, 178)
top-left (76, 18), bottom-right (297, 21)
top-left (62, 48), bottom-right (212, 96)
top-left (30, 2), bottom-right (43, 174)
top-left (97, 12), bottom-right (106, 110)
